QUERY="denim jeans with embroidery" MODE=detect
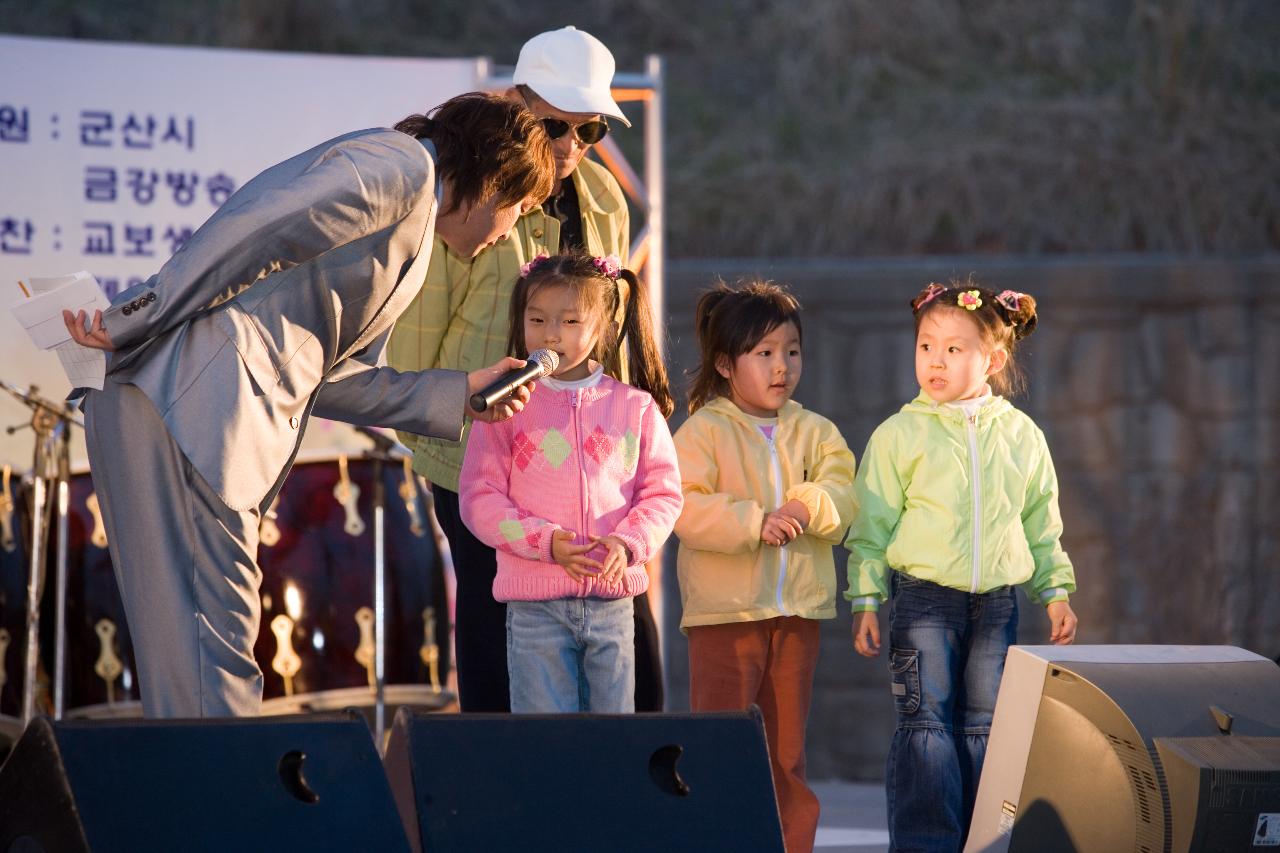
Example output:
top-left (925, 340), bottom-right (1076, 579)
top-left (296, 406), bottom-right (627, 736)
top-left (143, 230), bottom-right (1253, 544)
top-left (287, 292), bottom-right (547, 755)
top-left (885, 571), bottom-right (1018, 853)
top-left (506, 597), bottom-right (635, 713)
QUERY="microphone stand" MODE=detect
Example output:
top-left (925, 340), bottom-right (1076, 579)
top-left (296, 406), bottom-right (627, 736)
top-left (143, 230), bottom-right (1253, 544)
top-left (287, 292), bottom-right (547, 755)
top-left (53, 419), bottom-right (71, 720)
top-left (1, 381), bottom-right (82, 725)
top-left (353, 426), bottom-right (400, 750)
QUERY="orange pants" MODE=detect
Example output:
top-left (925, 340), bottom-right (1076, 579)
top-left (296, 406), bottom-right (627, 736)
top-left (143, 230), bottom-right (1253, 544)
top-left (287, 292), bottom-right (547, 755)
top-left (688, 616), bottom-right (821, 853)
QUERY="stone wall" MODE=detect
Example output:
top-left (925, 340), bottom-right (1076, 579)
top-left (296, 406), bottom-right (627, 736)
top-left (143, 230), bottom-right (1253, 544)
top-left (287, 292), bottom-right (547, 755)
top-left (657, 255), bottom-right (1280, 780)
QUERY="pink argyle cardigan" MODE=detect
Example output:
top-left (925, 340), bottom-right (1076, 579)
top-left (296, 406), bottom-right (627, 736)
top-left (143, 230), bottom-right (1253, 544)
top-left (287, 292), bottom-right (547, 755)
top-left (459, 375), bottom-right (683, 602)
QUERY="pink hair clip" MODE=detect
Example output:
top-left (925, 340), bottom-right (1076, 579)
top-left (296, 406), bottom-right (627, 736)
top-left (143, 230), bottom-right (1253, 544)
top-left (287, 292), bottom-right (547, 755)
top-left (519, 254), bottom-right (550, 278)
top-left (592, 254), bottom-right (622, 279)
top-left (914, 282), bottom-right (946, 312)
top-left (995, 289), bottom-right (1022, 312)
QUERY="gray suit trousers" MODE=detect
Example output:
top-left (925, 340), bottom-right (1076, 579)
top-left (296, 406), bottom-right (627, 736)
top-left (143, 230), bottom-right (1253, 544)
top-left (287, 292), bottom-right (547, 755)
top-left (85, 377), bottom-right (264, 717)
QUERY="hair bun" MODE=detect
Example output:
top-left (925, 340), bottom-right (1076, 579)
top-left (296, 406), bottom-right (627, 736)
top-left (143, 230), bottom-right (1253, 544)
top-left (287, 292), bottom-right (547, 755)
top-left (994, 289), bottom-right (1038, 339)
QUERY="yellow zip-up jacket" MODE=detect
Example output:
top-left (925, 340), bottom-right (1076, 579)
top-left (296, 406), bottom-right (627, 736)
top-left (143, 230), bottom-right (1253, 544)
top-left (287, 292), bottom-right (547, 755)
top-left (673, 396), bottom-right (857, 630)
top-left (388, 157), bottom-right (629, 491)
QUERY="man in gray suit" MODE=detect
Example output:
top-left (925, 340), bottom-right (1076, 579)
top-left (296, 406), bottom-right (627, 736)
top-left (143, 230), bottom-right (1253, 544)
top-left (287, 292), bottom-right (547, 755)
top-left (62, 93), bottom-right (555, 718)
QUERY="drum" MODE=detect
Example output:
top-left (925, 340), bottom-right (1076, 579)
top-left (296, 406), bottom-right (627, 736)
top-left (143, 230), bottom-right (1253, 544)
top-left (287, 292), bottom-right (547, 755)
top-left (253, 452), bottom-right (451, 714)
top-left (2, 463), bottom-right (140, 748)
top-left (0, 463), bottom-right (30, 748)
top-left (8, 466), bottom-right (146, 719)
top-left (8, 450), bottom-right (450, 721)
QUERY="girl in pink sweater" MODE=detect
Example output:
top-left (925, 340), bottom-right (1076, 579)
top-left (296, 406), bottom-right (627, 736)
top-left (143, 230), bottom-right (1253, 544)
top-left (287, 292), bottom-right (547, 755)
top-left (460, 252), bottom-right (682, 713)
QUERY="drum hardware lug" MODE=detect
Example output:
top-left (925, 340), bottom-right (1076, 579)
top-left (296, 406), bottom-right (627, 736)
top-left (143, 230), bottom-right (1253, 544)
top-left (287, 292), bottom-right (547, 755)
top-left (85, 491), bottom-right (108, 549)
top-left (420, 607), bottom-right (441, 692)
top-left (400, 457), bottom-right (425, 538)
top-left (270, 614), bottom-right (302, 697)
top-left (93, 619), bottom-right (123, 704)
top-left (0, 464), bottom-right (16, 552)
top-left (259, 494), bottom-right (282, 547)
top-left (333, 455), bottom-right (365, 537)
top-left (354, 606), bottom-right (377, 689)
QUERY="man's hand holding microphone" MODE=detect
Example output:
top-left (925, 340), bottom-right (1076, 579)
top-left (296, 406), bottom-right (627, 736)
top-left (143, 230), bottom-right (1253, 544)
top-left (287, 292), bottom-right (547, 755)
top-left (465, 349), bottom-right (559, 424)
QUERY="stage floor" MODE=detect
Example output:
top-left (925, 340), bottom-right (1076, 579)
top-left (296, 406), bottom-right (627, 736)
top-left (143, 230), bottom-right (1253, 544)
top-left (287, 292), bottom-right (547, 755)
top-left (814, 780), bottom-right (889, 852)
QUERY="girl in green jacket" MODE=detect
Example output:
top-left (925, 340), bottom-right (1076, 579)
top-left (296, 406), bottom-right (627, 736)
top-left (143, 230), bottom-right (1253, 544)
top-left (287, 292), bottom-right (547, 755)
top-left (845, 279), bottom-right (1079, 852)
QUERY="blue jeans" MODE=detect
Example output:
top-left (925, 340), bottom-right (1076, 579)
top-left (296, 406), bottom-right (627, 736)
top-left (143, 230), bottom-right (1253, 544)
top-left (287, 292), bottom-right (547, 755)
top-left (885, 572), bottom-right (1018, 853)
top-left (507, 597), bottom-right (635, 713)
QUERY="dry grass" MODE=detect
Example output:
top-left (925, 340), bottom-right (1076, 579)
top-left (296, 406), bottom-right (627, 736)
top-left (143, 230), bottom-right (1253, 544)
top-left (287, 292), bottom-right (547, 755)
top-left (4, 0), bottom-right (1277, 256)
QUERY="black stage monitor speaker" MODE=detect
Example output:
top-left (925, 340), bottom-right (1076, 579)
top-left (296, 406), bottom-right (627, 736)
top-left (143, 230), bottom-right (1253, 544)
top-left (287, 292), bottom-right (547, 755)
top-left (0, 711), bottom-right (411, 853)
top-left (965, 645), bottom-right (1280, 853)
top-left (384, 707), bottom-right (785, 853)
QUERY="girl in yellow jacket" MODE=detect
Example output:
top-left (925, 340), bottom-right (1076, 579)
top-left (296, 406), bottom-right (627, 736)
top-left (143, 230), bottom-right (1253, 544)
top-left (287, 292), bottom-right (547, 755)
top-left (673, 280), bottom-right (856, 853)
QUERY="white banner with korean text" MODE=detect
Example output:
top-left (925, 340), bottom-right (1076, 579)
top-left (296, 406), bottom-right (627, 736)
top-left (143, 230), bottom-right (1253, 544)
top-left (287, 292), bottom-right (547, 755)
top-left (0, 35), bottom-right (481, 467)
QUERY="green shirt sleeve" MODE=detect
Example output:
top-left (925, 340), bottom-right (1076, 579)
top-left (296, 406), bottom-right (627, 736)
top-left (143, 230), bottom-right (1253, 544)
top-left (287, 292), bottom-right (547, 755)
top-left (1020, 428), bottom-right (1077, 604)
top-left (843, 424), bottom-right (904, 607)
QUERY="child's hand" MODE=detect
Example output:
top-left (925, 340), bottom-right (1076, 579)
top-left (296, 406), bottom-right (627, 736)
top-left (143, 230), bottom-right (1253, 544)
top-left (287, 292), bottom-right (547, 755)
top-left (761, 511), bottom-right (803, 547)
top-left (777, 498), bottom-right (811, 530)
top-left (590, 535), bottom-right (632, 585)
top-left (551, 529), bottom-right (601, 583)
top-left (852, 611), bottom-right (881, 657)
top-left (1047, 600), bottom-right (1078, 645)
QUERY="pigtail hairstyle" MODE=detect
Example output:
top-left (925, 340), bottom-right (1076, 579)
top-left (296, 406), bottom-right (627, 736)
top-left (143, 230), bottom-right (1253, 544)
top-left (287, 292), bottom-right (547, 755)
top-left (686, 279), bottom-right (803, 414)
top-left (910, 275), bottom-right (1039, 397)
top-left (687, 286), bottom-right (733, 414)
top-left (394, 92), bottom-right (554, 216)
top-left (616, 269), bottom-right (674, 418)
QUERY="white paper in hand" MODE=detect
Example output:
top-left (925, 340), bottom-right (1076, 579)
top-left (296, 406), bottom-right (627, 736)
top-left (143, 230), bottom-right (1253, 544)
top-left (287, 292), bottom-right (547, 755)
top-left (10, 271), bottom-right (110, 390)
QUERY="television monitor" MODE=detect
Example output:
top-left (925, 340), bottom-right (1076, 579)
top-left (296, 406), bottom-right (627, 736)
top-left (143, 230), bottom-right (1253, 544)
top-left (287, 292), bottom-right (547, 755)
top-left (965, 645), bottom-right (1280, 853)
top-left (1156, 735), bottom-right (1280, 852)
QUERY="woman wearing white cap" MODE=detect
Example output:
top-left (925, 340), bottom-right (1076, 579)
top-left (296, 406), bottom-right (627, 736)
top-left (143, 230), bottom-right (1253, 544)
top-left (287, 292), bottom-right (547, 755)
top-left (388, 27), bottom-right (660, 714)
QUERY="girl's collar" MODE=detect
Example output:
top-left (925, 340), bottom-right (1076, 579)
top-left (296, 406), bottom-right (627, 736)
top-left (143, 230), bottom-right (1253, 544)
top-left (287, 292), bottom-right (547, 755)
top-left (706, 395), bottom-right (803, 422)
top-left (907, 387), bottom-right (1011, 422)
top-left (540, 363), bottom-right (605, 392)
top-left (943, 385), bottom-right (994, 417)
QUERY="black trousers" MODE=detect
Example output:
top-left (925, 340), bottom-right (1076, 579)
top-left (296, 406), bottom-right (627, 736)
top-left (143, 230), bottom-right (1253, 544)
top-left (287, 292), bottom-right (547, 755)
top-left (634, 586), bottom-right (664, 712)
top-left (433, 484), bottom-right (664, 712)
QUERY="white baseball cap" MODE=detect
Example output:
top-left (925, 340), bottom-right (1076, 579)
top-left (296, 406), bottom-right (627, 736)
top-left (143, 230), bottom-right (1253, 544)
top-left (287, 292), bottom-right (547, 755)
top-left (513, 26), bottom-right (631, 127)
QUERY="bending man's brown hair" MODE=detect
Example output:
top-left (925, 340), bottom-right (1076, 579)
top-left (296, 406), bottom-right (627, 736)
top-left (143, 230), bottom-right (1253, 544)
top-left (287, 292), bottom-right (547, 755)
top-left (396, 92), bottom-right (555, 215)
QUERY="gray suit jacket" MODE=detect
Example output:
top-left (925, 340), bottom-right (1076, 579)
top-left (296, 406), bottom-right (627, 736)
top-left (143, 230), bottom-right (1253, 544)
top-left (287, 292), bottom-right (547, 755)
top-left (102, 128), bottom-right (466, 512)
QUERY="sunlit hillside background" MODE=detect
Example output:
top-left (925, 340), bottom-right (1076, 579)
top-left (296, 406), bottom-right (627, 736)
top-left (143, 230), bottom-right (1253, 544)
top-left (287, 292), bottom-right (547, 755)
top-left (5, 0), bottom-right (1278, 257)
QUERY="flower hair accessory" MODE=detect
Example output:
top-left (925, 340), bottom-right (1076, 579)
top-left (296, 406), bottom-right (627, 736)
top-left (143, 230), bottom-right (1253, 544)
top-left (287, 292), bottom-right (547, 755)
top-left (957, 290), bottom-right (983, 311)
top-left (519, 254), bottom-right (550, 278)
top-left (912, 282), bottom-right (947, 313)
top-left (592, 254), bottom-right (622, 279)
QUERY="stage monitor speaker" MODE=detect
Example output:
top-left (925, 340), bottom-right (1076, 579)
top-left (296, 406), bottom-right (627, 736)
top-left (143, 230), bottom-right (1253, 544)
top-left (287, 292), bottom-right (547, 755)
top-left (384, 707), bottom-right (785, 853)
top-left (965, 645), bottom-right (1280, 853)
top-left (0, 711), bottom-right (411, 853)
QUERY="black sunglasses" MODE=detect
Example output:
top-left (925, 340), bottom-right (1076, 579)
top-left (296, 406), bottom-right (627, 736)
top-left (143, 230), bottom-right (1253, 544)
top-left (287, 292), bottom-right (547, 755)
top-left (540, 117), bottom-right (610, 145)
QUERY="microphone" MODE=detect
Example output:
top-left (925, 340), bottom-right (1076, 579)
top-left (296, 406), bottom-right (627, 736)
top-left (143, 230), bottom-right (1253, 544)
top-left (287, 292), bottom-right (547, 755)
top-left (468, 348), bottom-right (559, 412)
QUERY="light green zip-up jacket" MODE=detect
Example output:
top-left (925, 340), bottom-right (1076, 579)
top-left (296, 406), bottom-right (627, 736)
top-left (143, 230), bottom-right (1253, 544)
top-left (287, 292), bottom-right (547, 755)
top-left (675, 397), bottom-right (857, 630)
top-left (388, 157), bottom-right (629, 491)
top-left (843, 391), bottom-right (1075, 611)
